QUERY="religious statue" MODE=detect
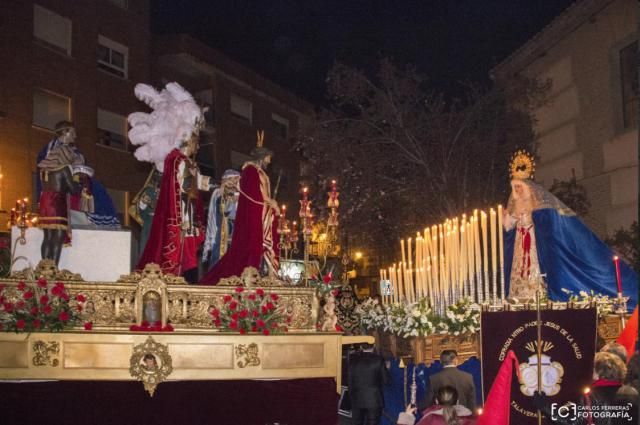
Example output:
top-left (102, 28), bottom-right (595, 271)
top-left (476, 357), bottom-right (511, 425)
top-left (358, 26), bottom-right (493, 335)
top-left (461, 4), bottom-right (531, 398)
top-left (503, 150), bottom-right (637, 308)
top-left (129, 168), bottom-right (162, 253)
top-left (36, 121), bottom-right (81, 264)
top-left (36, 122), bottom-right (120, 230)
top-left (128, 82), bottom-right (212, 282)
top-left (201, 131), bottom-right (280, 284)
top-left (203, 169), bottom-right (240, 269)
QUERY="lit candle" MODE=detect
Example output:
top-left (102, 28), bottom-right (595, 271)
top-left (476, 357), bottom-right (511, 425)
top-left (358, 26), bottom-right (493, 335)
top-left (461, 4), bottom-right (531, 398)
top-left (473, 212), bottom-right (483, 303)
top-left (613, 256), bottom-right (623, 294)
top-left (490, 208), bottom-right (497, 303)
top-left (498, 204), bottom-right (505, 302)
top-left (481, 211), bottom-right (489, 303)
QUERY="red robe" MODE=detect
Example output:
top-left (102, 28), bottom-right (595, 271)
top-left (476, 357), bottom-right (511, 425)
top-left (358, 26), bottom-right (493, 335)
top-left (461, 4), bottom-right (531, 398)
top-left (136, 149), bottom-right (204, 275)
top-left (200, 163), bottom-right (278, 285)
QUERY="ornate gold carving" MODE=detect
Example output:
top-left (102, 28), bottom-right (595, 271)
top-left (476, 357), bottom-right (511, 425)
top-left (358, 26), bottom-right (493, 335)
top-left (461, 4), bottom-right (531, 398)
top-left (117, 263), bottom-right (187, 285)
top-left (134, 264), bottom-right (169, 327)
top-left (32, 341), bottom-right (60, 367)
top-left (235, 343), bottom-right (261, 368)
top-left (218, 266), bottom-right (284, 287)
top-left (11, 259), bottom-right (83, 281)
top-left (129, 336), bottom-right (173, 397)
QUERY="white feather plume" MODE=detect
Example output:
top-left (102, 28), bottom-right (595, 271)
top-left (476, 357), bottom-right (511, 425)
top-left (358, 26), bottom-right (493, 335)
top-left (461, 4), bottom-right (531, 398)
top-left (128, 82), bottom-right (204, 172)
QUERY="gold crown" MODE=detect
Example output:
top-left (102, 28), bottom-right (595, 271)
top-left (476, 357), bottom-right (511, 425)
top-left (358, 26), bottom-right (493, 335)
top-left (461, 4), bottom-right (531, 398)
top-left (256, 130), bottom-right (265, 148)
top-left (510, 150), bottom-right (535, 180)
top-left (525, 340), bottom-right (554, 353)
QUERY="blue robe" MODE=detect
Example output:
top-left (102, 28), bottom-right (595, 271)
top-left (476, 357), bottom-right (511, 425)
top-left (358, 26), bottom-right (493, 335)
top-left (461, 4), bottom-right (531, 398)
top-left (505, 208), bottom-right (637, 310)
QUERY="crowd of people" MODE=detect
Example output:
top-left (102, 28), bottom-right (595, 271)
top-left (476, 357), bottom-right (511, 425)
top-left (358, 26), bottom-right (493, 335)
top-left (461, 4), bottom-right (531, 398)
top-left (346, 343), bottom-right (639, 425)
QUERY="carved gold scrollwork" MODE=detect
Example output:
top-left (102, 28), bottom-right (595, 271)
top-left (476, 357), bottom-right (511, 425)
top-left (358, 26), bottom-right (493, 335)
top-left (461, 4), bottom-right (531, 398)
top-left (12, 259), bottom-right (84, 281)
top-left (235, 343), bottom-right (261, 368)
top-left (129, 336), bottom-right (173, 397)
top-left (32, 341), bottom-right (60, 367)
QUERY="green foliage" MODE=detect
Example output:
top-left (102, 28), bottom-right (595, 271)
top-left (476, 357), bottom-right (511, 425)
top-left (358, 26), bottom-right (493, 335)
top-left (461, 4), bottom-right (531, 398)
top-left (606, 221), bottom-right (639, 273)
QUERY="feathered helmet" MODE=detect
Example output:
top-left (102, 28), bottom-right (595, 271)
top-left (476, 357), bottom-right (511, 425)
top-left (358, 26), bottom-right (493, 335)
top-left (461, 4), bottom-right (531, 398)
top-left (250, 130), bottom-right (273, 160)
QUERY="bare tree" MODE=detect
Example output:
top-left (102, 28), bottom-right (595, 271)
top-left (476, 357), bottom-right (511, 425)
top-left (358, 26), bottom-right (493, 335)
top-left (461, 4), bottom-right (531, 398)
top-left (298, 59), bottom-right (548, 268)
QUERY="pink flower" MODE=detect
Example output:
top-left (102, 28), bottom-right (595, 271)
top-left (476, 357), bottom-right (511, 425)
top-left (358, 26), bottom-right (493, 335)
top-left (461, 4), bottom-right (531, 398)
top-left (43, 305), bottom-right (52, 314)
top-left (37, 278), bottom-right (48, 288)
top-left (23, 291), bottom-right (34, 300)
top-left (256, 319), bottom-right (265, 328)
top-left (223, 295), bottom-right (232, 303)
top-left (16, 319), bottom-right (26, 330)
top-left (229, 301), bottom-right (238, 310)
top-left (239, 310), bottom-right (248, 319)
top-left (323, 274), bottom-right (332, 283)
top-left (239, 328), bottom-right (246, 335)
top-left (248, 293), bottom-right (256, 301)
top-left (229, 321), bottom-right (238, 330)
top-left (40, 295), bottom-right (49, 305)
top-left (261, 306), bottom-right (268, 314)
top-left (54, 281), bottom-right (65, 290)
top-left (231, 312), bottom-right (239, 320)
top-left (30, 306), bottom-right (39, 315)
top-left (235, 286), bottom-right (244, 293)
top-left (17, 281), bottom-right (26, 291)
top-left (252, 310), bottom-right (259, 318)
top-left (84, 322), bottom-right (93, 330)
top-left (213, 319), bottom-right (221, 326)
top-left (75, 294), bottom-right (86, 303)
top-left (59, 311), bottom-right (69, 322)
top-left (33, 319), bottom-right (41, 329)
top-left (210, 309), bottom-right (220, 318)
top-left (266, 302), bottom-right (275, 310)
top-left (256, 288), bottom-right (265, 297)
top-left (270, 294), bottom-right (279, 301)
top-left (251, 326), bottom-right (257, 332)
top-left (262, 329), bottom-right (270, 336)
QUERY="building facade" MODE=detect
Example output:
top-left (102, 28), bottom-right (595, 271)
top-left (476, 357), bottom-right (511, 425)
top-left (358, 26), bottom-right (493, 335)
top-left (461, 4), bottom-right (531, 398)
top-left (0, 0), bottom-right (152, 221)
top-left (152, 34), bottom-right (313, 211)
top-left (493, 0), bottom-right (638, 237)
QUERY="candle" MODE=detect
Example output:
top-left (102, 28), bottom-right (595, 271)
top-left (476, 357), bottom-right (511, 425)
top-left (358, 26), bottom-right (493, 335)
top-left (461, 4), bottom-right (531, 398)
top-left (498, 205), bottom-right (505, 302)
top-left (481, 211), bottom-right (489, 303)
top-left (473, 212), bottom-right (483, 303)
top-left (407, 237), bottom-right (413, 302)
top-left (490, 208), bottom-right (497, 303)
top-left (613, 256), bottom-right (623, 294)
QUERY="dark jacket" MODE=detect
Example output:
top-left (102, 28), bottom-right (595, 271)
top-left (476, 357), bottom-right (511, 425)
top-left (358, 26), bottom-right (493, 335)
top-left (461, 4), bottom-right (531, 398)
top-left (348, 351), bottom-right (391, 409)
top-left (423, 366), bottom-right (476, 412)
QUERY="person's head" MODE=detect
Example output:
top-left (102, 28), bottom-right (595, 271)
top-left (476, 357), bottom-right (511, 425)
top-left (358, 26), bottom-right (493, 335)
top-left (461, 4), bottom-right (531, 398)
top-left (625, 352), bottom-right (639, 391)
top-left (143, 353), bottom-right (157, 368)
top-left (180, 133), bottom-right (199, 157)
top-left (221, 169), bottom-right (241, 191)
top-left (440, 350), bottom-right (458, 366)
top-left (593, 351), bottom-right (627, 382)
top-left (54, 120), bottom-right (76, 144)
top-left (250, 147), bottom-right (274, 168)
top-left (601, 342), bottom-right (628, 363)
top-left (360, 343), bottom-right (374, 353)
top-left (435, 385), bottom-right (459, 406)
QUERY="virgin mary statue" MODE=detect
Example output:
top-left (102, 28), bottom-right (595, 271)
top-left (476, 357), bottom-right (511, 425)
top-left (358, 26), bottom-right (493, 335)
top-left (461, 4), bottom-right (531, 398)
top-left (503, 151), bottom-right (637, 309)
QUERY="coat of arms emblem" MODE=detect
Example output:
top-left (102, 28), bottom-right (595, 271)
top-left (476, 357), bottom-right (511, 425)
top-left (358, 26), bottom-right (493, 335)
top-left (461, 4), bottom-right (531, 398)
top-left (519, 340), bottom-right (564, 396)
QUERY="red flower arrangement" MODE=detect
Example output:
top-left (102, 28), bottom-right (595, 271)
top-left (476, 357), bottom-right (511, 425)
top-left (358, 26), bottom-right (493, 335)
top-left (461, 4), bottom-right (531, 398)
top-left (0, 279), bottom-right (87, 332)
top-left (129, 321), bottom-right (174, 332)
top-left (210, 286), bottom-right (292, 335)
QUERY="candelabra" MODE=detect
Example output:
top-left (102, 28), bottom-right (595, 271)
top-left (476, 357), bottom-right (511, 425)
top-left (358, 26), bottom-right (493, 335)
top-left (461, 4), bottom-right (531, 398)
top-left (299, 187), bottom-right (314, 286)
top-left (326, 179), bottom-right (339, 249)
top-left (13, 198), bottom-right (35, 245)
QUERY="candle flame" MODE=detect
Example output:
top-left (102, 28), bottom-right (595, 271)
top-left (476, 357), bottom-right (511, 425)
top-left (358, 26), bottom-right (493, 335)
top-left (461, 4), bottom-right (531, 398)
top-left (613, 256), bottom-right (619, 261)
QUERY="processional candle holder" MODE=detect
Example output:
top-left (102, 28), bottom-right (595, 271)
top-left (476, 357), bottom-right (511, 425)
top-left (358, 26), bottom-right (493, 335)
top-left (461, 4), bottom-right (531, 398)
top-left (277, 204), bottom-right (292, 260)
top-left (299, 187), bottom-right (314, 286)
top-left (326, 180), bottom-right (340, 255)
top-left (14, 198), bottom-right (33, 245)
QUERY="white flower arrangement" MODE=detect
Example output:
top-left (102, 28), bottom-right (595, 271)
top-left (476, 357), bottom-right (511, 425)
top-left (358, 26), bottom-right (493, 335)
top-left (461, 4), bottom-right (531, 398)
top-left (355, 297), bottom-right (388, 330)
top-left (436, 298), bottom-right (480, 336)
top-left (561, 288), bottom-right (615, 318)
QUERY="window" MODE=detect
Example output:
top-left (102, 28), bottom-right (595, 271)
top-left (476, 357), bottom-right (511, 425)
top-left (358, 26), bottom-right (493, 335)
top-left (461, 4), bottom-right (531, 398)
top-left (195, 89), bottom-right (215, 127)
top-left (33, 5), bottom-right (72, 55)
top-left (97, 108), bottom-right (129, 151)
top-left (33, 89), bottom-right (71, 130)
top-left (620, 41), bottom-right (639, 129)
top-left (272, 113), bottom-right (289, 140)
top-left (98, 35), bottom-right (128, 78)
top-left (230, 93), bottom-right (252, 124)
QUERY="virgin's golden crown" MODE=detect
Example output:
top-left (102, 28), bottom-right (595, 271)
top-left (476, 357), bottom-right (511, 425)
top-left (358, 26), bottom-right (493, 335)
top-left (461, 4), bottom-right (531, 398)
top-left (510, 150), bottom-right (536, 180)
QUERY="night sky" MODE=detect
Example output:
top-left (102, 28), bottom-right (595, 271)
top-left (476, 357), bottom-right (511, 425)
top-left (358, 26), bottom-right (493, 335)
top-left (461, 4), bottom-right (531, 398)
top-left (151, 0), bottom-right (576, 103)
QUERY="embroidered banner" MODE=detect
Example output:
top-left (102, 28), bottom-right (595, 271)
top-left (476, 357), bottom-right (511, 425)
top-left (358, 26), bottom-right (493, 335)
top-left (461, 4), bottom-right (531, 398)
top-left (481, 309), bottom-right (597, 424)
